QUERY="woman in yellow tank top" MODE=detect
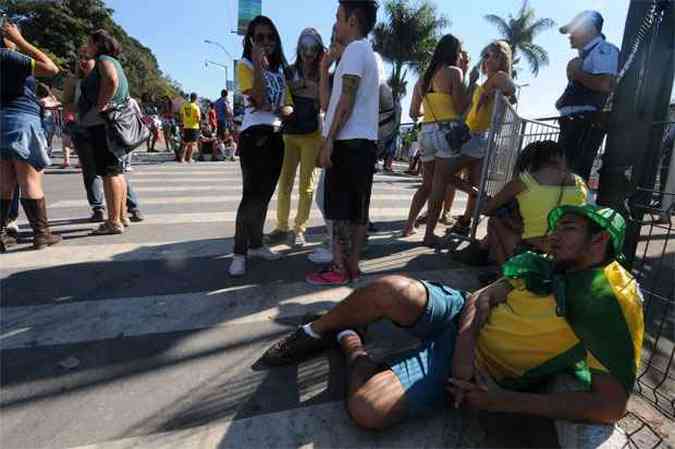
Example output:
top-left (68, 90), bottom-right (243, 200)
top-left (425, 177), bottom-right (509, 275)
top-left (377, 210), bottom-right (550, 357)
top-left (465, 140), bottom-right (589, 267)
top-left (403, 34), bottom-right (471, 237)
top-left (423, 41), bottom-right (517, 247)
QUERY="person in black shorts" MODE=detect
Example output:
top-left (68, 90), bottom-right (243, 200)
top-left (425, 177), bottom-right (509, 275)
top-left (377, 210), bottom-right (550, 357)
top-left (306, 0), bottom-right (380, 286)
top-left (179, 93), bottom-right (201, 163)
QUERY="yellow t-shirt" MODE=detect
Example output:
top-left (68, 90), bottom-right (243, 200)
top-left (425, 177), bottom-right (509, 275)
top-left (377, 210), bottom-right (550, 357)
top-left (180, 101), bottom-right (201, 130)
top-left (517, 172), bottom-right (589, 240)
top-left (481, 261), bottom-right (645, 393)
top-left (422, 92), bottom-right (459, 124)
top-left (476, 283), bottom-right (609, 389)
top-left (465, 84), bottom-right (493, 133)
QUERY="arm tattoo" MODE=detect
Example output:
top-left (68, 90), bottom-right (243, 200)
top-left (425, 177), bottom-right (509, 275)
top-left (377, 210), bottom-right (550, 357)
top-left (326, 75), bottom-right (362, 141)
top-left (341, 75), bottom-right (361, 103)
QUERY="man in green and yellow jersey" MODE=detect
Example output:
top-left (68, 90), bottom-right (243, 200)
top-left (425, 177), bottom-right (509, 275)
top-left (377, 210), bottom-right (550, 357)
top-left (262, 204), bottom-right (643, 447)
top-left (179, 92), bottom-right (201, 163)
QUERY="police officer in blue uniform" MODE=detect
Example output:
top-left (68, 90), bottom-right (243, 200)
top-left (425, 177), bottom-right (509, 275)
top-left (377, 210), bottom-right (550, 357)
top-left (556, 11), bottom-right (619, 182)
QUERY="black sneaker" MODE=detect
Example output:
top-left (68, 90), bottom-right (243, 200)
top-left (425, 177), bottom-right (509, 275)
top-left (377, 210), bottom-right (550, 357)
top-left (90, 209), bottom-right (105, 223)
top-left (265, 229), bottom-right (290, 245)
top-left (129, 209), bottom-right (145, 222)
top-left (261, 327), bottom-right (336, 366)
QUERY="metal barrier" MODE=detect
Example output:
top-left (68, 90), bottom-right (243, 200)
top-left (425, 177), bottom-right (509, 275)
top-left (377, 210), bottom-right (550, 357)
top-left (469, 93), bottom-right (562, 239)
top-left (627, 122), bottom-right (674, 426)
top-left (625, 190), bottom-right (674, 438)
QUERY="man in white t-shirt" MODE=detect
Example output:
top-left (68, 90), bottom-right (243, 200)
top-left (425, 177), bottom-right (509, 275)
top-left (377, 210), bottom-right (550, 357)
top-left (306, 0), bottom-right (380, 287)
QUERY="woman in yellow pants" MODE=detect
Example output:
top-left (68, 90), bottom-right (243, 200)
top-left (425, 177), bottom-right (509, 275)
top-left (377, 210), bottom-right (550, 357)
top-left (267, 28), bottom-right (325, 248)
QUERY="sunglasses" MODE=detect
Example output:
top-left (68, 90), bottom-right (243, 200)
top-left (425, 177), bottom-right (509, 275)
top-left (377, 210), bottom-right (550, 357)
top-left (254, 32), bottom-right (276, 43)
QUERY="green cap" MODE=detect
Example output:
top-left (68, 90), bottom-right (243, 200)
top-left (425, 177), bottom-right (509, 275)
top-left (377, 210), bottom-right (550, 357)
top-left (548, 204), bottom-right (626, 260)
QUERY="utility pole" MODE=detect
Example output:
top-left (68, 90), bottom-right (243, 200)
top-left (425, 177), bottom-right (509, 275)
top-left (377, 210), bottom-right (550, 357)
top-left (598, 0), bottom-right (675, 262)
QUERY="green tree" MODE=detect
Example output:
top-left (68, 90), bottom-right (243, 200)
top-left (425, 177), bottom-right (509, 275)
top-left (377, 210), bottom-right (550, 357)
top-left (373, 0), bottom-right (449, 101)
top-left (0, 0), bottom-right (183, 100)
top-left (484, 0), bottom-right (555, 78)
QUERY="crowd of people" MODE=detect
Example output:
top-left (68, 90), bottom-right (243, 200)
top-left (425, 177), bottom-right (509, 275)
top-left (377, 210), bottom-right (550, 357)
top-left (229, 2), bottom-right (643, 447)
top-left (0, 1), bottom-right (652, 447)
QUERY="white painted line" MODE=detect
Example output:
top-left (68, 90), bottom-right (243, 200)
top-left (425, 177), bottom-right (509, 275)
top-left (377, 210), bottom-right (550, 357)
top-left (50, 194), bottom-right (444, 208)
top-left (130, 177), bottom-right (421, 185)
top-left (0, 268), bottom-right (478, 350)
top-left (63, 401), bottom-right (459, 449)
top-left (0, 226), bottom-right (439, 270)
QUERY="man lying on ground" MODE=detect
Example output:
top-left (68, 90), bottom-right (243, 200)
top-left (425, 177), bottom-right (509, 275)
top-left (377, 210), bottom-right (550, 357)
top-left (262, 204), bottom-right (644, 448)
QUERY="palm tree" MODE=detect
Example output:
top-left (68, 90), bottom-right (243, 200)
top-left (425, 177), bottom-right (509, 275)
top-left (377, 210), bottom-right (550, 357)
top-left (484, 0), bottom-right (555, 78)
top-left (373, 0), bottom-right (449, 100)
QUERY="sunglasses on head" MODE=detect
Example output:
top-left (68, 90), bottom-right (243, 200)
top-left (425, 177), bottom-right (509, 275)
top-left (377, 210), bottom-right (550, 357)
top-left (254, 32), bottom-right (276, 43)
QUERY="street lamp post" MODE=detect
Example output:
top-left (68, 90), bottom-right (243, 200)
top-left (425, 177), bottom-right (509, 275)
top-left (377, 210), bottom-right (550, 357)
top-left (204, 59), bottom-right (229, 86)
top-left (204, 39), bottom-right (234, 88)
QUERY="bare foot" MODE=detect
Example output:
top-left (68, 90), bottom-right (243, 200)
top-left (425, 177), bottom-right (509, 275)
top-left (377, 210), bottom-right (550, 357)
top-left (402, 226), bottom-right (416, 237)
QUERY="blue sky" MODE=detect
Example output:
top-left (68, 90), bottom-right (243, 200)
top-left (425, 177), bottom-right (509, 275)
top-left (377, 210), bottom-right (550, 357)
top-left (107, 0), bottom-right (631, 120)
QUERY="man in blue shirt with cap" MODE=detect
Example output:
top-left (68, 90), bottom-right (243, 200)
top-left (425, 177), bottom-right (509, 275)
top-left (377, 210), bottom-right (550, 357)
top-left (556, 10), bottom-right (619, 182)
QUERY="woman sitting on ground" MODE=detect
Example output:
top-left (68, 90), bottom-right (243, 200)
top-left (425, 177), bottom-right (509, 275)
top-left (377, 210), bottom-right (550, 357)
top-left (465, 140), bottom-right (589, 266)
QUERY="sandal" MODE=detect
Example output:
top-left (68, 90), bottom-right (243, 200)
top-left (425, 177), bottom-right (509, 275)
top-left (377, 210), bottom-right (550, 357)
top-left (91, 221), bottom-right (124, 236)
top-left (447, 218), bottom-right (471, 237)
top-left (415, 213), bottom-right (428, 227)
top-left (452, 241), bottom-right (490, 266)
top-left (402, 228), bottom-right (417, 237)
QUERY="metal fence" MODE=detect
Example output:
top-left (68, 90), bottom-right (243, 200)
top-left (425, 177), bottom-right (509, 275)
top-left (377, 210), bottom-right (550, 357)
top-left (629, 191), bottom-right (674, 416)
top-left (469, 93), bottom-right (563, 239)
top-left (618, 189), bottom-right (674, 449)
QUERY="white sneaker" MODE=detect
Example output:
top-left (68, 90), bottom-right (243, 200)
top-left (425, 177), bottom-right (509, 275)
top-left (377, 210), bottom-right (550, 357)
top-left (288, 231), bottom-right (306, 249)
top-left (308, 246), bottom-right (333, 264)
top-left (229, 255), bottom-right (246, 277)
top-left (5, 220), bottom-right (19, 236)
top-left (248, 246), bottom-right (282, 261)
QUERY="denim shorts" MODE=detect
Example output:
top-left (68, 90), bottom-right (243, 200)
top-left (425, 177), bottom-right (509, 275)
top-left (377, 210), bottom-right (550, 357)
top-left (387, 281), bottom-right (467, 416)
top-left (461, 131), bottom-right (489, 160)
top-left (0, 111), bottom-right (51, 170)
top-left (419, 122), bottom-right (459, 162)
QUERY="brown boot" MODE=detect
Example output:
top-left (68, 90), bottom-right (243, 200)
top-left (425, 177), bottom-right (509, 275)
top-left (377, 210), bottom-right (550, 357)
top-left (0, 198), bottom-right (17, 253)
top-left (20, 198), bottom-right (62, 250)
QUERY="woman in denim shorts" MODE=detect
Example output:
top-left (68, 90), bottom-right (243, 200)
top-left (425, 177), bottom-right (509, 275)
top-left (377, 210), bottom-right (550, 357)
top-left (0, 22), bottom-right (61, 252)
top-left (404, 34), bottom-right (472, 240)
top-left (425, 41), bottom-right (516, 243)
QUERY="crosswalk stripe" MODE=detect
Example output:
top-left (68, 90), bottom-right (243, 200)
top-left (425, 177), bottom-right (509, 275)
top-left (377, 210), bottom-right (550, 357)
top-left (50, 194), bottom-right (459, 208)
top-left (0, 227), bottom-right (463, 270)
top-left (39, 209), bottom-right (414, 225)
top-left (130, 171), bottom-right (420, 182)
top-left (129, 178), bottom-right (420, 186)
top-left (64, 401), bottom-right (458, 449)
top-left (0, 268), bottom-right (478, 350)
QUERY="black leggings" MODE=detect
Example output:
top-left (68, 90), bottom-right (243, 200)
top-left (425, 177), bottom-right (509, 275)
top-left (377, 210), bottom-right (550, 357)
top-left (234, 126), bottom-right (285, 255)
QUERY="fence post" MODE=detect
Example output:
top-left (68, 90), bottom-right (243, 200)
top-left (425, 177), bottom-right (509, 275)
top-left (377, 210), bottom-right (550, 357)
top-left (599, 0), bottom-right (675, 261)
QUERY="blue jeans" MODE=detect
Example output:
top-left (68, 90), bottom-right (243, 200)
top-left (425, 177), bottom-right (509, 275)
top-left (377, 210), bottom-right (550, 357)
top-left (73, 131), bottom-right (140, 212)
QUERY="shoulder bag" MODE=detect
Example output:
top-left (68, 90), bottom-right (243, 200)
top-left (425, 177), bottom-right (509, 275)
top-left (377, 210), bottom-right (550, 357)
top-left (101, 98), bottom-right (150, 155)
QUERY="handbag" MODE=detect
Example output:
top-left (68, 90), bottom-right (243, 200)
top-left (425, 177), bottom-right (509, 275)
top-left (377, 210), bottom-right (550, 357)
top-left (101, 99), bottom-right (150, 154)
top-left (425, 89), bottom-right (471, 154)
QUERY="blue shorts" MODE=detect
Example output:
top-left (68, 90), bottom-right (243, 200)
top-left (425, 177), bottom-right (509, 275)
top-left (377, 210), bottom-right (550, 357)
top-left (387, 281), bottom-right (466, 416)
